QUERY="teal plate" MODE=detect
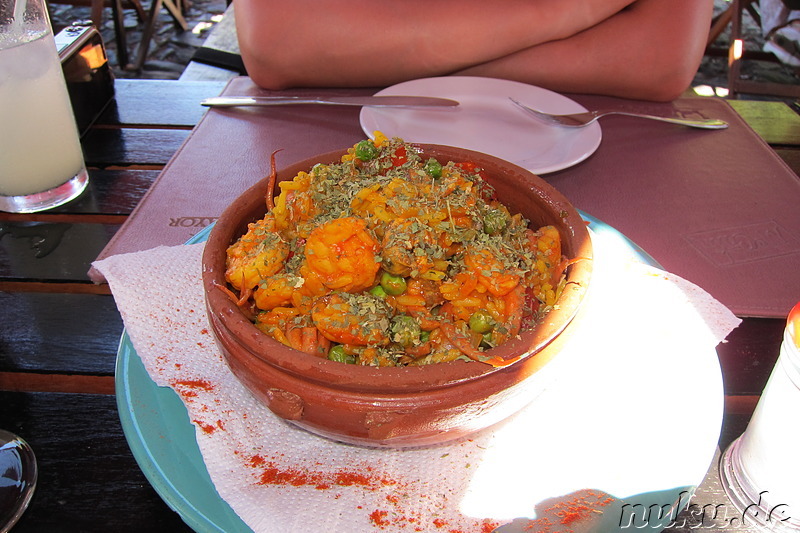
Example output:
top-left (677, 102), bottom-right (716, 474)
top-left (115, 224), bottom-right (250, 532)
top-left (115, 214), bottom-right (670, 532)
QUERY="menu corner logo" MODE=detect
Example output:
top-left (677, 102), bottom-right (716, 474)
top-left (684, 220), bottom-right (800, 267)
top-left (169, 216), bottom-right (218, 228)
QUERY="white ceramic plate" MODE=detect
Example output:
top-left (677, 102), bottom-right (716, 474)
top-left (360, 76), bottom-right (602, 174)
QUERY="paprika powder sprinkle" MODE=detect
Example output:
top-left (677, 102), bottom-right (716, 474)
top-left (194, 420), bottom-right (217, 434)
top-left (522, 489), bottom-right (616, 533)
top-left (553, 490), bottom-right (614, 527)
top-left (170, 378), bottom-right (215, 400)
top-left (249, 455), bottom-right (399, 491)
top-left (172, 378), bottom-right (215, 392)
top-left (370, 509), bottom-right (391, 527)
top-left (241, 452), bottom-right (499, 532)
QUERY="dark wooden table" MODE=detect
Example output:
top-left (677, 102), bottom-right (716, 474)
top-left (0, 78), bottom-right (797, 532)
top-left (0, 79), bottom-right (223, 532)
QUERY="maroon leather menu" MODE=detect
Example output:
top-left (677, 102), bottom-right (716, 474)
top-left (550, 94), bottom-right (800, 320)
top-left (91, 77), bottom-right (800, 319)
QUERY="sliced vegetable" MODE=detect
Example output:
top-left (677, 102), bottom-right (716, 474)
top-left (468, 309), bottom-right (496, 334)
top-left (354, 140), bottom-right (379, 161)
top-left (380, 271), bottom-right (407, 296)
top-left (423, 157), bottom-right (442, 179)
top-left (391, 315), bottom-right (421, 347)
top-left (328, 344), bottom-right (356, 364)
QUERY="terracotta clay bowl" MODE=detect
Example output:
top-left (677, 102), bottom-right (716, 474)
top-left (202, 144), bottom-right (593, 448)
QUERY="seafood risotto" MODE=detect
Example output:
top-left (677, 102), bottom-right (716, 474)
top-left (220, 133), bottom-right (574, 368)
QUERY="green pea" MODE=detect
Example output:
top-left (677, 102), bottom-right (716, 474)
top-left (380, 271), bottom-right (407, 296)
top-left (328, 344), bottom-right (356, 364)
top-left (354, 140), bottom-right (379, 161)
top-left (391, 315), bottom-right (421, 347)
top-left (420, 330), bottom-right (431, 343)
top-left (483, 208), bottom-right (509, 235)
top-left (369, 284), bottom-right (388, 298)
top-left (423, 157), bottom-right (442, 179)
top-left (468, 309), bottom-right (496, 334)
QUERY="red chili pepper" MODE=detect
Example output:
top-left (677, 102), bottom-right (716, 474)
top-left (456, 160), bottom-right (489, 178)
top-left (455, 161), bottom-right (478, 173)
top-left (391, 145), bottom-right (407, 167)
top-left (456, 161), bottom-right (494, 200)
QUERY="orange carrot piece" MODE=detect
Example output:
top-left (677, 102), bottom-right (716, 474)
top-left (301, 327), bottom-right (319, 356)
top-left (286, 327), bottom-right (303, 351)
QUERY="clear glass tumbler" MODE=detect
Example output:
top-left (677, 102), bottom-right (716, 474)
top-left (0, 0), bottom-right (89, 213)
top-left (720, 302), bottom-right (800, 532)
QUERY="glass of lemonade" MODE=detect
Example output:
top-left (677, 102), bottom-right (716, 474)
top-left (0, 0), bottom-right (89, 213)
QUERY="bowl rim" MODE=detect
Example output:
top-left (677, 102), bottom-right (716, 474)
top-left (201, 143), bottom-right (593, 392)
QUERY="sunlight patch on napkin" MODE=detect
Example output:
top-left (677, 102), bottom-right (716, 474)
top-left (93, 236), bottom-right (741, 533)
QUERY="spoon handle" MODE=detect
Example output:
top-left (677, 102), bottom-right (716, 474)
top-left (605, 111), bottom-right (728, 129)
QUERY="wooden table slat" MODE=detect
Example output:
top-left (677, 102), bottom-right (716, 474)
top-left (0, 222), bottom-right (117, 281)
top-left (82, 128), bottom-right (192, 168)
top-left (0, 392), bottom-right (193, 532)
top-left (97, 79), bottom-right (227, 128)
top-left (0, 293), bottom-right (123, 375)
top-left (0, 169), bottom-right (157, 225)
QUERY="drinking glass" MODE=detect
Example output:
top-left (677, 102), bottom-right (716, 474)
top-left (0, 0), bottom-right (89, 213)
top-left (720, 302), bottom-right (800, 532)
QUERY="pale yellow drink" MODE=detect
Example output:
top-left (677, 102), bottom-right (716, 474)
top-left (0, 31), bottom-right (86, 198)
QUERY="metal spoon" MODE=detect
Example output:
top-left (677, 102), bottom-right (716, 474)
top-left (509, 97), bottom-right (728, 129)
top-left (0, 430), bottom-right (37, 533)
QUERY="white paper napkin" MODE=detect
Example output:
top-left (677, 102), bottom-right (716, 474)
top-left (93, 232), bottom-right (741, 533)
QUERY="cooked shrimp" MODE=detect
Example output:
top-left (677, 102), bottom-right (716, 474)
top-left (380, 218), bottom-right (447, 278)
top-left (225, 215), bottom-right (289, 292)
top-left (255, 307), bottom-right (331, 357)
top-left (285, 325), bottom-right (331, 357)
top-left (311, 292), bottom-right (391, 346)
top-left (254, 306), bottom-right (302, 346)
top-left (299, 216), bottom-right (380, 295)
top-left (463, 247), bottom-right (521, 297)
top-left (252, 274), bottom-right (302, 311)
